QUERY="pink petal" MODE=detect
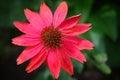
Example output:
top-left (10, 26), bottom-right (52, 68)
top-left (62, 23), bottom-right (92, 36)
top-left (24, 9), bottom-right (46, 30)
top-left (57, 48), bottom-right (73, 75)
top-left (16, 44), bottom-right (43, 65)
top-left (62, 41), bottom-right (86, 63)
top-left (40, 2), bottom-right (53, 27)
top-left (13, 21), bottom-right (40, 36)
top-left (64, 36), bottom-right (94, 50)
top-left (26, 48), bottom-right (48, 73)
top-left (78, 39), bottom-right (94, 50)
top-left (53, 1), bottom-right (68, 27)
top-left (12, 35), bottom-right (40, 46)
top-left (46, 49), bottom-right (60, 79)
top-left (58, 15), bottom-right (82, 30)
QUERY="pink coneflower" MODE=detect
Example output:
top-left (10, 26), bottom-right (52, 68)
top-left (12, 1), bottom-right (94, 79)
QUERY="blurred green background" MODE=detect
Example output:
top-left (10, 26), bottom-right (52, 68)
top-left (0, 0), bottom-right (120, 80)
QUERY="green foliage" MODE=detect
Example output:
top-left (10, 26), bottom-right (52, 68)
top-left (89, 31), bottom-right (106, 52)
top-left (94, 53), bottom-right (111, 74)
top-left (88, 5), bottom-right (117, 41)
top-left (35, 68), bottom-right (54, 80)
top-left (66, 0), bottom-right (94, 22)
top-left (59, 70), bottom-right (75, 80)
top-left (72, 59), bottom-right (84, 74)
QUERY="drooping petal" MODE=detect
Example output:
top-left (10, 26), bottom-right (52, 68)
top-left (24, 9), bottom-right (46, 30)
top-left (62, 41), bottom-right (86, 63)
top-left (64, 36), bottom-right (94, 50)
top-left (78, 39), bottom-right (94, 50)
top-left (57, 48), bottom-right (73, 75)
top-left (58, 15), bottom-right (82, 30)
top-left (26, 48), bottom-right (48, 73)
top-left (17, 44), bottom-right (43, 65)
top-left (62, 23), bottom-right (92, 36)
top-left (12, 34), bottom-right (40, 46)
top-left (46, 49), bottom-right (60, 79)
top-left (40, 2), bottom-right (53, 27)
top-left (53, 1), bottom-right (68, 27)
top-left (13, 21), bottom-right (40, 36)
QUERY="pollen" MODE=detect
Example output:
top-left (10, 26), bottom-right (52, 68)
top-left (41, 26), bottom-right (62, 48)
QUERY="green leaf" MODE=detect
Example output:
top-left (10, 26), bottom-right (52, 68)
top-left (88, 5), bottom-right (117, 41)
top-left (66, 0), bottom-right (94, 22)
top-left (86, 51), bottom-right (111, 74)
top-left (88, 31), bottom-right (106, 52)
top-left (95, 62), bottom-right (111, 74)
top-left (94, 53), bottom-right (107, 63)
top-left (59, 70), bottom-right (75, 80)
top-left (72, 59), bottom-right (84, 74)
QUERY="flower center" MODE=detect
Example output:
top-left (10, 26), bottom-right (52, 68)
top-left (41, 26), bottom-right (62, 48)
